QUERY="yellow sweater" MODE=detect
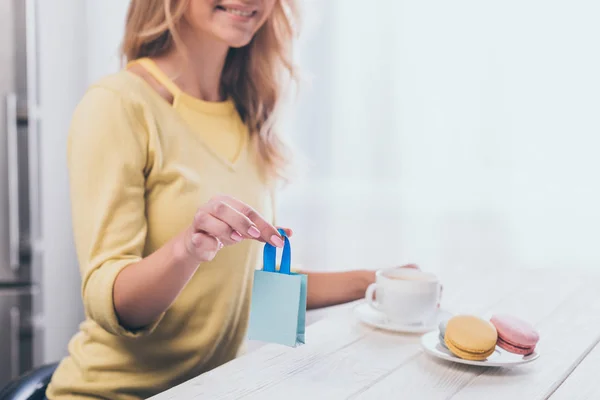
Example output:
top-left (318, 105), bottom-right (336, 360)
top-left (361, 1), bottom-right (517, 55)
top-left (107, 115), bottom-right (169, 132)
top-left (46, 61), bottom-right (274, 399)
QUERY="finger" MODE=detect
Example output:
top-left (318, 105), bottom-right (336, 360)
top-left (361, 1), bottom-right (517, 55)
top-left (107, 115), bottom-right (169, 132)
top-left (277, 227), bottom-right (293, 237)
top-left (216, 195), bottom-right (283, 247)
top-left (190, 232), bottom-right (221, 262)
top-left (207, 200), bottom-right (262, 241)
top-left (193, 210), bottom-right (241, 246)
top-left (399, 263), bottom-right (420, 270)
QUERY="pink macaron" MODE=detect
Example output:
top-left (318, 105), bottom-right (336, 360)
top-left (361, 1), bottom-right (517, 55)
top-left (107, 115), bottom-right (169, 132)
top-left (490, 314), bottom-right (539, 355)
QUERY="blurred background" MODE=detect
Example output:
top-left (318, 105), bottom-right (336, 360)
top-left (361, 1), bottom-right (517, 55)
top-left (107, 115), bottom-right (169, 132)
top-left (1, 0), bottom-right (599, 386)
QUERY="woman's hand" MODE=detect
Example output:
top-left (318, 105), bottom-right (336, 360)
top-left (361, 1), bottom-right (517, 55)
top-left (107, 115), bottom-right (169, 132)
top-left (179, 195), bottom-right (285, 263)
top-left (396, 263), bottom-right (420, 271)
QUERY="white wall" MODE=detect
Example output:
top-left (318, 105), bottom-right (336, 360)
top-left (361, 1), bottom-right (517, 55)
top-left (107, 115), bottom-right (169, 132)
top-left (85, 1), bottom-right (129, 83)
top-left (36, 0), bottom-right (87, 364)
top-left (279, 0), bottom-right (600, 275)
top-left (35, 0), bottom-right (128, 364)
top-left (385, 0), bottom-right (600, 273)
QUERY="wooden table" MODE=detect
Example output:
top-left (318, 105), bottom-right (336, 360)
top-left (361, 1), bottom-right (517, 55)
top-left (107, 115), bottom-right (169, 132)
top-left (150, 268), bottom-right (600, 399)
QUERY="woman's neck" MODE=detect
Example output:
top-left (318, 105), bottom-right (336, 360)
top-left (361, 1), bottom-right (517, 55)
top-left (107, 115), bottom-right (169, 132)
top-left (156, 24), bottom-right (230, 102)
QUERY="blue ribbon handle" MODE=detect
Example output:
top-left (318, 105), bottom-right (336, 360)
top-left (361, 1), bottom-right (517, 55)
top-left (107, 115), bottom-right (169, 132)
top-left (263, 228), bottom-right (291, 274)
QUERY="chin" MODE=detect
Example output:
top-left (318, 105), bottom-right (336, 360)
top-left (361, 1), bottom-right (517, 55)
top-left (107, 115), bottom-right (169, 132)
top-left (228, 39), bottom-right (252, 49)
top-left (221, 34), bottom-right (254, 48)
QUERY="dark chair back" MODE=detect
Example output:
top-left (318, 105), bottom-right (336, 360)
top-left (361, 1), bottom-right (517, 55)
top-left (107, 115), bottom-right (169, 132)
top-left (0, 363), bottom-right (58, 400)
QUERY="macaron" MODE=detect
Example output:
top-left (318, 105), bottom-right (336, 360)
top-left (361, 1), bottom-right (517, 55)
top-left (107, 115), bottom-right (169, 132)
top-left (490, 314), bottom-right (539, 355)
top-left (444, 315), bottom-right (498, 361)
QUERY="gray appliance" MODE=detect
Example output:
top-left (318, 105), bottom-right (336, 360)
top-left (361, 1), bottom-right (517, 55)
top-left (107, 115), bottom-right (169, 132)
top-left (1, 0), bottom-right (42, 387)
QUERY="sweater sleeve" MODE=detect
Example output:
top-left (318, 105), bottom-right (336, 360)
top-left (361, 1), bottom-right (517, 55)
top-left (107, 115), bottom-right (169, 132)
top-left (67, 86), bottom-right (163, 337)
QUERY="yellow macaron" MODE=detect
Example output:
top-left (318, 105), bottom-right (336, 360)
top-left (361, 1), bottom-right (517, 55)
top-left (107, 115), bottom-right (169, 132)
top-left (444, 315), bottom-right (498, 361)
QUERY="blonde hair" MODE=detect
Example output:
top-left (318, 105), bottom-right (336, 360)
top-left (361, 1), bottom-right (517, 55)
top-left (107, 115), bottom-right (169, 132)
top-left (121, 0), bottom-right (299, 182)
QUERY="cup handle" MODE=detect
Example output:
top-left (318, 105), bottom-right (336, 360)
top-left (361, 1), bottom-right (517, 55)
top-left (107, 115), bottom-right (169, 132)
top-left (437, 284), bottom-right (444, 309)
top-left (365, 283), bottom-right (380, 310)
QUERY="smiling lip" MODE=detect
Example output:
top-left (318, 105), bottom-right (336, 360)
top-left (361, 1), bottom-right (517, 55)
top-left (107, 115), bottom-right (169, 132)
top-left (216, 4), bottom-right (258, 20)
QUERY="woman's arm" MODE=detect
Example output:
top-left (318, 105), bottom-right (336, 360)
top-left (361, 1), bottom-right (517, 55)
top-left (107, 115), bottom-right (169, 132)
top-left (112, 233), bottom-right (200, 331)
top-left (302, 264), bottom-right (419, 310)
top-left (302, 270), bottom-right (374, 309)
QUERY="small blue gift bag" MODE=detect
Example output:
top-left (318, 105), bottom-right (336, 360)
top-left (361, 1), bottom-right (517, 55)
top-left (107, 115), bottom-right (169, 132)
top-left (247, 229), bottom-right (307, 347)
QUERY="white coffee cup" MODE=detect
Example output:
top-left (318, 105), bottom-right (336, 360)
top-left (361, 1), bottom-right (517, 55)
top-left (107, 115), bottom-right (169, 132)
top-left (365, 268), bottom-right (442, 325)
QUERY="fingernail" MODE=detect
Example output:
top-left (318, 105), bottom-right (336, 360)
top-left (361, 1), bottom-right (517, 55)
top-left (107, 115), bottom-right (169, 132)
top-left (231, 231), bottom-right (243, 242)
top-left (270, 235), bottom-right (284, 248)
top-left (248, 226), bottom-right (261, 238)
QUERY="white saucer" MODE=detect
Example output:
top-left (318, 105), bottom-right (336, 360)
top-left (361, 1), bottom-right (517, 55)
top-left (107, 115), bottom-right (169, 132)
top-left (353, 302), bottom-right (452, 334)
top-left (421, 331), bottom-right (540, 367)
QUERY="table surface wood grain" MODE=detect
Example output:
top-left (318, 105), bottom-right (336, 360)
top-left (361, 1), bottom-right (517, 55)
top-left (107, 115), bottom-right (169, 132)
top-left (150, 268), bottom-right (600, 400)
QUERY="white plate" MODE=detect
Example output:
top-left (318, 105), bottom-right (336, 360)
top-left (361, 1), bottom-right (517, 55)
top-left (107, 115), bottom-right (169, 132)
top-left (353, 302), bottom-right (452, 334)
top-left (421, 331), bottom-right (540, 367)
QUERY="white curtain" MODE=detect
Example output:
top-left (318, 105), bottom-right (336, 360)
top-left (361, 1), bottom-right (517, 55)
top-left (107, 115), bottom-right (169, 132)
top-left (279, 0), bottom-right (600, 274)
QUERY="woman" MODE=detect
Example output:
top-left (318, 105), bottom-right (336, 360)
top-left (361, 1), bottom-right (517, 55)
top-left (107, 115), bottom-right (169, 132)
top-left (45, 1), bottom-right (389, 399)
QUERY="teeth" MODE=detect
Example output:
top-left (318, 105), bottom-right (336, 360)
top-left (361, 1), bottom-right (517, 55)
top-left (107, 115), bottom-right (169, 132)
top-left (224, 8), bottom-right (253, 17)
